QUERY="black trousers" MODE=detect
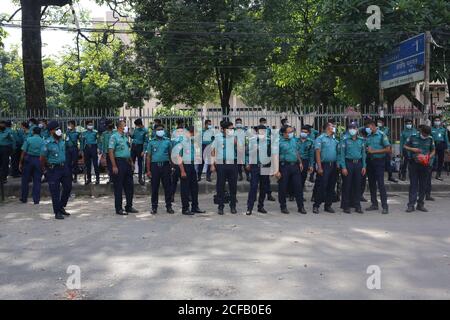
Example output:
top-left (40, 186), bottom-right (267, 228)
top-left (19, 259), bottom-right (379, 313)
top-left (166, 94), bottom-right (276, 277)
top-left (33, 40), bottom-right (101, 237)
top-left (0, 145), bottom-right (12, 181)
top-left (112, 158), bottom-right (134, 212)
top-left (399, 150), bottom-right (409, 178)
top-left (278, 163), bottom-right (303, 210)
top-left (216, 164), bottom-right (238, 209)
top-left (47, 165), bottom-right (72, 215)
top-left (341, 160), bottom-right (363, 210)
top-left (246, 165), bottom-right (269, 210)
top-left (408, 160), bottom-right (429, 207)
top-left (131, 144), bottom-right (144, 180)
top-left (367, 158), bottom-right (388, 209)
top-left (434, 141), bottom-right (447, 175)
top-left (10, 146), bottom-right (21, 176)
top-left (150, 162), bottom-right (172, 209)
top-left (313, 162), bottom-right (337, 209)
top-left (180, 164), bottom-right (199, 211)
top-left (84, 144), bottom-right (99, 181)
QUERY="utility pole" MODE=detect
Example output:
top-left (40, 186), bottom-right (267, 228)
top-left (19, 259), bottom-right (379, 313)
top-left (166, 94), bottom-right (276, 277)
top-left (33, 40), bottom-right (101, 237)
top-left (423, 31), bottom-right (431, 124)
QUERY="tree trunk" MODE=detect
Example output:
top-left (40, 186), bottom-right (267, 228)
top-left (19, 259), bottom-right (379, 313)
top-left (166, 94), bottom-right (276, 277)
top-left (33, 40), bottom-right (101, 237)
top-left (21, 0), bottom-right (46, 113)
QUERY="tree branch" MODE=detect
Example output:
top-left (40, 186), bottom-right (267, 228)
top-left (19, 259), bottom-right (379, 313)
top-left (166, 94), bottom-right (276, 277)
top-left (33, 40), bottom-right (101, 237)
top-left (2, 7), bottom-right (22, 23)
top-left (40, 6), bottom-right (49, 19)
top-left (39, 0), bottom-right (72, 7)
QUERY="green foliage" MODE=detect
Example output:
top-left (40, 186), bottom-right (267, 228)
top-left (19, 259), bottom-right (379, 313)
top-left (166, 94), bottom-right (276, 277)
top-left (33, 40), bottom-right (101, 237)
top-left (0, 45), bottom-right (25, 112)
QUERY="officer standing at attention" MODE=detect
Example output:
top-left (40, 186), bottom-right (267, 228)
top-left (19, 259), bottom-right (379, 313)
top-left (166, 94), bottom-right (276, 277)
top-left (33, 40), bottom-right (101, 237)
top-left (377, 118), bottom-right (398, 183)
top-left (235, 118), bottom-right (249, 182)
top-left (399, 119), bottom-right (418, 181)
top-left (245, 125), bottom-right (271, 215)
top-left (146, 124), bottom-right (174, 214)
top-left (364, 119), bottom-right (391, 214)
top-left (274, 125), bottom-right (306, 214)
top-left (297, 125), bottom-right (315, 203)
top-left (197, 119), bottom-right (214, 182)
top-left (211, 121), bottom-right (239, 215)
top-left (312, 122), bottom-right (339, 214)
top-left (404, 125), bottom-right (435, 213)
top-left (176, 126), bottom-right (205, 215)
top-left (81, 120), bottom-right (100, 185)
top-left (19, 126), bottom-right (44, 204)
top-left (65, 120), bottom-right (81, 183)
top-left (170, 119), bottom-right (186, 202)
top-left (100, 122), bottom-right (115, 184)
top-left (339, 123), bottom-right (366, 214)
top-left (10, 121), bottom-right (26, 178)
top-left (109, 120), bottom-right (139, 215)
top-left (130, 118), bottom-right (148, 186)
top-left (0, 120), bottom-right (16, 184)
top-left (259, 117), bottom-right (276, 202)
top-left (40, 121), bottom-right (72, 220)
top-left (431, 116), bottom-right (449, 180)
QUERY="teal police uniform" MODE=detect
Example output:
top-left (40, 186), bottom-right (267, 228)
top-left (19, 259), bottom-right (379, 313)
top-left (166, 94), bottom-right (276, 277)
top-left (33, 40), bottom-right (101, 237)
top-left (405, 134), bottom-right (435, 209)
top-left (365, 129), bottom-right (390, 212)
top-left (339, 136), bottom-right (366, 212)
top-left (178, 137), bottom-right (202, 213)
top-left (10, 127), bottom-right (25, 176)
top-left (399, 126), bottom-right (418, 179)
top-left (100, 130), bottom-right (114, 178)
top-left (313, 133), bottom-right (339, 211)
top-left (81, 129), bottom-right (100, 184)
top-left (109, 131), bottom-right (134, 214)
top-left (65, 128), bottom-right (81, 180)
top-left (147, 136), bottom-right (173, 212)
top-left (130, 127), bottom-right (148, 182)
top-left (378, 125), bottom-right (396, 180)
top-left (20, 134), bottom-right (44, 204)
top-left (41, 134), bottom-right (72, 217)
top-left (198, 127), bottom-right (215, 180)
top-left (431, 126), bottom-right (449, 177)
top-left (297, 137), bottom-right (315, 202)
top-left (0, 126), bottom-right (16, 182)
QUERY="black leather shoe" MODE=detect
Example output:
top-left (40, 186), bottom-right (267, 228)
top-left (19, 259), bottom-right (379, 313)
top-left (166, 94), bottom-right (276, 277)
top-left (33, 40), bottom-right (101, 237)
top-left (182, 210), bottom-right (194, 215)
top-left (426, 195), bottom-right (435, 201)
top-left (298, 207), bottom-right (307, 214)
top-left (55, 214), bottom-right (64, 220)
top-left (206, 177), bottom-right (212, 182)
top-left (313, 207), bottom-right (319, 214)
top-left (388, 177), bottom-right (398, 183)
top-left (230, 207), bottom-right (237, 214)
top-left (289, 196), bottom-right (295, 202)
top-left (382, 208), bottom-right (389, 214)
top-left (191, 208), bottom-right (205, 213)
top-left (139, 179), bottom-right (145, 186)
top-left (366, 205), bottom-right (379, 211)
top-left (218, 209), bottom-right (224, 215)
top-left (20, 199), bottom-right (27, 204)
top-left (281, 208), bottom-right (290, 214)
top-left (60, 208), bottom-right (70, 216)
top-left (197, 176), bottom-right (202, 182)
top-left (343, 208), bottom-right (351, 214)
top-left (416, 205), bottom-right (428, 212)
top-left (406, 206), bottom-right (415, 213)
top-left (116, 209), bottom-right (128, 215)
top-left (267, 195), bottom-right (276, 201)
top-left (151, 208), bottom-right (157, 214)
top-left (238, 174), bottom-right (243, 181)
top-left (95, 180), bottom-right (100, 185)
top-left (126, 207), bottom-right (139, 213)
top-left (246, 209), bottom-right (252, 215)
top-left (355, 207), bottom-right (363, 214)
top-left (360, 197), bottom-right (368, 202)
top-left (324, 207), bottom-right (335, 213)
top-left (85, 180), bottom-right (91, 186)
top-left (166, 207), bottom-right (175, 214)
top-left (258, 207), bottom-right (267, 214)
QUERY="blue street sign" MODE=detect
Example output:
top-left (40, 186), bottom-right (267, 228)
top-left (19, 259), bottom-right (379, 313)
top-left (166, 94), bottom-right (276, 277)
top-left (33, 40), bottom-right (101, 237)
top-left (379, 33), bottom-right (425, 89)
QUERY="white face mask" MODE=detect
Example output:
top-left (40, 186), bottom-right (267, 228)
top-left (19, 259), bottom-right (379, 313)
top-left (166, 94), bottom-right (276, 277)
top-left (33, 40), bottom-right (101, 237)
top-left (226, 129), bottom-right (235, 136)
top-left (207, 125), bottom-right (212, 129)
top-left (349, 129), bottom-right (357, 136)
top-left (331, 127), bottom-right (336, 133)
top-left (377, 122), bottom-right (383, 127)
top-left (124, 126), bottom-right (129, 134)
top-left (156, 130), bottom-right (164, 137)
top-left (68, 125), bottom-right (73, 130)
top-left (87, 125), bottom-right (94, 130)
top-left (55, 129), bottom-right (62, 137)
top-left (406, 124), bottom-right (412, 129)
top-left (434, 121), bottom-right (441, 126)
top-left (300, 132), bottom-right (308, 139)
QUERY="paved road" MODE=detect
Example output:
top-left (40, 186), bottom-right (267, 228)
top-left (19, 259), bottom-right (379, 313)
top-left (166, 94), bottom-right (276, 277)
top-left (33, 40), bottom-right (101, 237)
top-left (1, 192), bottom-right (450, 299)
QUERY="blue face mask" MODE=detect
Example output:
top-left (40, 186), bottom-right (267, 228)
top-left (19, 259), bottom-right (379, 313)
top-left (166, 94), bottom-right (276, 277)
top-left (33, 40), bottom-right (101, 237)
top-left (406, 124), bottom-right (412, 129)
top-left (365, 127), bottom-right (372, 135)
top-left (349, 129), bottom-right (357, 136)
top-left (156, 130), bottom-right (164, 137)
top-left (288, 132), bottom-right (294, 139)
top-left (300, 132), bottom-right (308, 139)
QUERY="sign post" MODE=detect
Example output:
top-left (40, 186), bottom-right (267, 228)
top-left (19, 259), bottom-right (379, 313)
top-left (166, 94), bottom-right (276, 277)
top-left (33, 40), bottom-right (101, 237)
top-left (423, 31), bottom-right (431, 124)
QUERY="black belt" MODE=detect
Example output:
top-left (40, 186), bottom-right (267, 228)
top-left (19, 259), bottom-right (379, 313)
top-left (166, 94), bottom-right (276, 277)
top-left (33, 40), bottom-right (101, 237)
top-left (47, 163), bottom-right (65, 169)
top-left (280, 161), bottom-right (299, 166)
top-left (132, 143), bottom-right (144, 146)
top-left (27, 155), bottom-right (40, 158)
top-left (345, 159), bottom-right (362, 163)
top-left (321, 161), bottom-right (336, 165)
top-left (151, 161), bottom-right (169, 166)
top-left (116, 157), bottom-right (130, 161)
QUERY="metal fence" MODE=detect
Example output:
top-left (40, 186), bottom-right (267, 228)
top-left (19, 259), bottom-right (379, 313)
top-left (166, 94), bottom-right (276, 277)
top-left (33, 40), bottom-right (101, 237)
top-left (0, 106), bottom-right (441, 150)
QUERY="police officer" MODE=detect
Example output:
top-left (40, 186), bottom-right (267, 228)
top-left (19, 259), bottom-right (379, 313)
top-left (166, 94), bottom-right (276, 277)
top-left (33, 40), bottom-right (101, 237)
top-left (170, 119), bottom-right (186, 202)
top-left (339, 123), bottom-right (366, 214)
top-left (40, 121), bottom-right (72, 220)
top-left (176, 126), bottom-right (205, 215)
top-left (19, 126), bottom-right (44, 204)
top-left (235, 118), bottom-right (249, 182)
top-left (197, 119), bottom-right (214, 182)
top-left (65, 120), bottom-right (81, 183)
top-left (245, 125), bottom-right (271, 215)
top-left (431, 116), bottom-right (449, 180)
top-left (275, 125), bottom-right (306, 214)
top-left (377, 118), bottom-right (398, 183)
top-left (259, 117), bottom-right (276, 202)
top-left (312, 122), bottom-right (338, 214)
top-left (0, 120), bottom-right (16, 184)
top-left (211, 121), bottom-right (238, 215)
top-left (109, 120), bottom-right (139, 215)
top-left (100, 122), bottom-right (114, 184)
top-left (10, 121), bottom-right (27, 178)
top-left (27, 118), bottom-right (38, 138)
top-left (404, 125), bottom-right (435, 212)
top-left (297, 126), bottom-right (315, 203)
top-left (399, 119), bottom-right (418, 181)
top-left (130, 118), bottom-right (148, 185)
top-left (365, 119), bottom-right (391, 214)
top-left (308, 125), bottom-right (320, 183)
top-left (38, 119), bottom-right (50, 139)
top-left (146, 124), bottom-right (174, 214)
top-left (81, 120), bottom-right (100, 185)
